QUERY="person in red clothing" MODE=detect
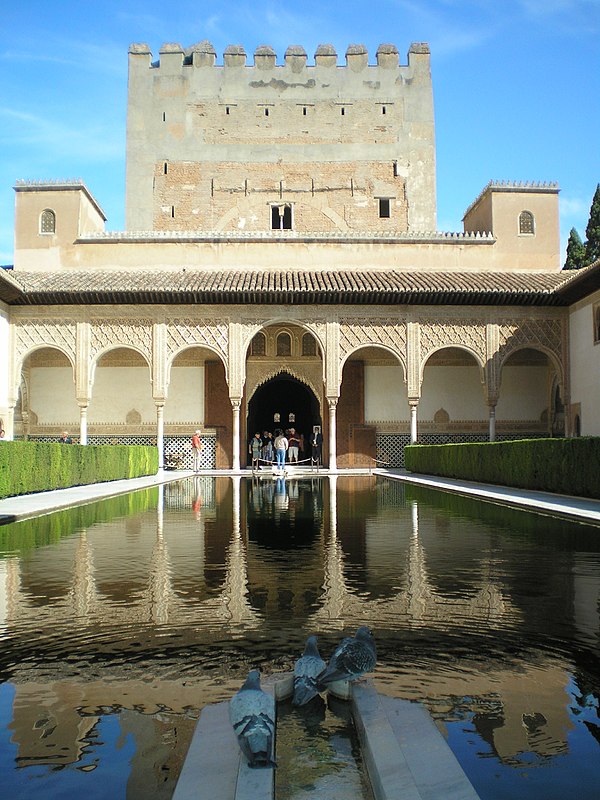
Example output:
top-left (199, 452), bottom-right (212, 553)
top-left (191, 429), bottom-right (202, 472)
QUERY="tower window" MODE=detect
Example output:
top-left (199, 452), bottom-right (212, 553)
top-left (226, 106), bottom-right (230, 115)
top-left (519, 210), bottom-right (535, 235)
top-left (378, 198), bottom-right (391, 218)
top-left (277, 333), bottom-right (292, 357)
top-left (265, 107), bottom-right (269, 117)
top-left (341, 107), bottom-right (345, 116)
top-left (271, 204), bottom-right (293, 230)
top-left (251, 332), bottom-right (266, 356)
top-left (163, 162), bottom-right (168, 174)
top-left (40, 209), bottom-right (56, 234)
top-left (382, 105), bottom-right (387, 115)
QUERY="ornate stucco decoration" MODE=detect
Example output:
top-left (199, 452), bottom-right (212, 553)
top-left (89, 318), bottom-right (154, 364)
top-left (166, 319), bottom-right (229, 361)
top-left (14, 319), bottom-right (77, 370)
top-left (338, 318), bottom-right (407, 369)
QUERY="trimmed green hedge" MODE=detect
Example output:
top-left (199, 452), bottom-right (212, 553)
top-left (0, 441), bottom-right (158, 499)
top-left (404, 437), bottom-right (600, 499)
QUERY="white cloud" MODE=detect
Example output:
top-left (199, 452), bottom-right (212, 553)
top-left (0, 107), bottom-right (122, 164)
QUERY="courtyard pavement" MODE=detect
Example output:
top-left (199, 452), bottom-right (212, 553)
top-left (0, 467), bottom-right (599, 527)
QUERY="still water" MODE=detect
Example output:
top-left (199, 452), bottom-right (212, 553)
top-left (0, 475), bottom-right (599, 800)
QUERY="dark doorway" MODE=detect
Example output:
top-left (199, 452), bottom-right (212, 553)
top-left (247, 373), bottom-right (321, 461)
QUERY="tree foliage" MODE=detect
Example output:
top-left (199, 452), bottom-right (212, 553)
top-left (562, 183), bottom-right (600, 270)
top-left (564, 227), bottom-right (587, 270)
top-left (585, 183), bottom-right (600, 265)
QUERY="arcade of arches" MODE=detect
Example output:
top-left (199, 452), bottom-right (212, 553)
top-left (9, 311), bottom-right (567, 469)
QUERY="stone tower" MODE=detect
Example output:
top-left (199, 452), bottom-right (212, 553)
top-left (125, 41), bottom-right (436, 234)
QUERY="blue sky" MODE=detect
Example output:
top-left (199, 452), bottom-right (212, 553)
top-left (1, 0), bottom-right (599, 264)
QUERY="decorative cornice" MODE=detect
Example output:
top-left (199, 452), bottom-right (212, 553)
top-left (78, 229), bottom-right (495, 244)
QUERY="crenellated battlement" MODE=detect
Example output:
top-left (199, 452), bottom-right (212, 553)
top-left (128, 40), bottom-right (429, 72)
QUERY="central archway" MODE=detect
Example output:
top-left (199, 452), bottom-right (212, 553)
top-left (247, 373), bottom-right (321, 463)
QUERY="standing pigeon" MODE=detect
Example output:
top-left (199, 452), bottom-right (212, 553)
top-left (229, 670), bottom-right (277, 768)
top-left (317, 626), bottom-right (377, 688)
top-left (293, 635), bottom-right (327, 706)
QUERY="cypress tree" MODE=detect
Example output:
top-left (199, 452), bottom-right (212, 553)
top-left (585, 183), bottom-right (600, 265)
top-left (563, 227), bottom-right (587, 270)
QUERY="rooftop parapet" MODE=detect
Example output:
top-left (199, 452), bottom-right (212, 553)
top-left (14, 178), bottom-right (106, 220)
top-left (463, 180), bottom-right (560, 219)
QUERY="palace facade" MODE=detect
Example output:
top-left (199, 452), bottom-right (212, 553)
top-left (0, 41), bottom-right (598, 469)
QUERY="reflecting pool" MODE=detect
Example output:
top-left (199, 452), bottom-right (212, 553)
top-left (0, 475), bottom-right (599, 799)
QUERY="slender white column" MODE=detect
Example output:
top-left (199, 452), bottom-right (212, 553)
top-left (410, 402), bottom-right (418, 444)
top-left (328, 398), bottom-right (337, 471)
top-left (156, 403), bottom-right (164, 468)
top-left (4, 404), bottom-right (15, 440)
top-left (488, 406), bottom-right (496, 442)
top-left (232, 400), bottom-right (241, 471)
top-left (79, 404), bottom-right (88, 445)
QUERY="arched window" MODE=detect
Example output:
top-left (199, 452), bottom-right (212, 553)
top-left (40, 208), bottom-right (56, 234)
top-left (271, 204), bottom-right (293, 230)
top-left (250, 332), bottom-right (266, 356)
top-left (302, 333), bottom-right (317, 356)
top-left (276, 332), bottom-right (292, 356)
top-left (519, 210), bottom-right (535, 235)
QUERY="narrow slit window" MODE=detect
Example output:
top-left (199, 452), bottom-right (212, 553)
top-left (265, 107), bottom-right (269, 117)
top-left (341, 107), bottom-right (345, 116)
top-left (162, 112), bottom-right (166, 122)
top-left (171, 206), bottom-right (175, 218)
top-left (378, 198), bottom-right (391, 218)
top-left (382, 105), bottom-right (387, 115)
top-left (226, 106), bottom-right (230, 115)
top-left (164, 162), bottom-right (168, 175)
top-left (303, 106), bottom-right (307, 116)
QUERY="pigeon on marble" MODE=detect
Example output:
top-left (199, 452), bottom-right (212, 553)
top-left (229, 670), bottom-right (277, 768)
top-left (317, 626), bottom-right (377, 688)
top-left (293, 635), bottom-right (327, 706)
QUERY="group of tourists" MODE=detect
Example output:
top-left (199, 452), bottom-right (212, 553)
top-left (249, 426), bottom-right (323, 470)
top-left (249, 428), bottom-right (302, 470)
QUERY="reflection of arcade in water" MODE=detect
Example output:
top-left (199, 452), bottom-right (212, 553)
top-left (1, 475), bottom-right (600, 799)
